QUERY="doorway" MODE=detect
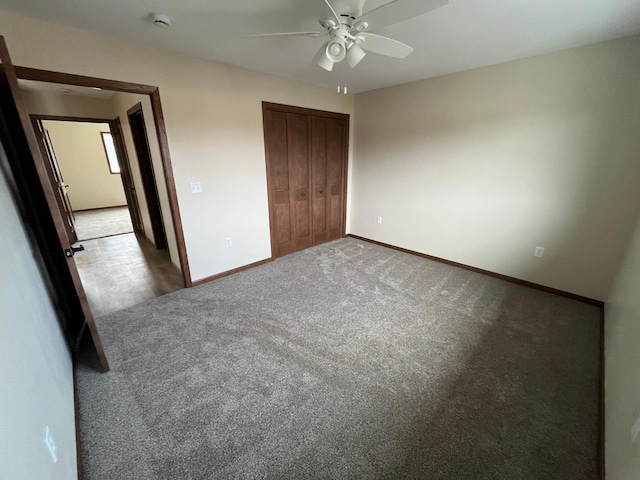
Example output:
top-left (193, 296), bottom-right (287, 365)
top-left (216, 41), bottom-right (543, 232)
top-left (32, 117), bottom-right (141, 243)
top-left (12, 65), bottom-right (191, 286)
top-left (27, 113), bottom-right (183, 316)
top-left (1, 59), bottom-right (193, 372)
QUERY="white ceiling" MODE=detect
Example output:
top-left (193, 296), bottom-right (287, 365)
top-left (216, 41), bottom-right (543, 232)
top-left (3, 0), bottom-right (640, 93)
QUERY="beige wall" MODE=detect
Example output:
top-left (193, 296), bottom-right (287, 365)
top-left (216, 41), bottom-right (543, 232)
top-left (605, 216), bottom-right (640, 478)
top-left (0, 137), bottom-right (76, 479)
top-left (0, 10), bottom-right (354, 282)
top-left (351, 35), bottom-right (640, 301)
top-left (43, 120), bottom-right (127, 211)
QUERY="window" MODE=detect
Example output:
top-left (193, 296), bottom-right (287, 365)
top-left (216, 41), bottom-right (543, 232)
top-left (100, 131), bottom-right (120, 174)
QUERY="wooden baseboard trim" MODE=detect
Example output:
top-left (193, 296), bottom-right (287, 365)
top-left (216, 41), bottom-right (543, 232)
top-left (347, 234), bottom-right (604, 308)
top-left (190, 257), bottom-right (274, 287)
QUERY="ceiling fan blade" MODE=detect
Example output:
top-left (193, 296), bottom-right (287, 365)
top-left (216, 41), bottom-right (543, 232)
top-left (356, 33), bottom-right (413, 58)
top-left (245, 31), bottom-right (327, 38)
top-left (356, 0), bottom-right (448, 29)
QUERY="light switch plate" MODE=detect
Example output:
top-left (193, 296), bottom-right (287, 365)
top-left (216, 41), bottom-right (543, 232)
top-left (190, 182), bottom-right (202, 194)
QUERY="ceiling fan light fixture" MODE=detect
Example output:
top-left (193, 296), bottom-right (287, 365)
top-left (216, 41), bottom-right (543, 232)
top-left (346, 43), bottom-right (366, 68)
top-left (354, 21), bottom-right (368, 32)
top-left (325, 40), bottom-right (346, 63)
top-left (313, 42), bottom-right (335, 71)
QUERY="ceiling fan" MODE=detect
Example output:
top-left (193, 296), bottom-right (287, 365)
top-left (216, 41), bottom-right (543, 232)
top-left (247, 0), bottom-right (448, 71)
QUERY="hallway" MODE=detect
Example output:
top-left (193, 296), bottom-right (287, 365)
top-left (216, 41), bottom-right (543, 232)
top-left (74, 233), bottom-right (184, 317)
top-left (74, 206), bottom-right (134, 241)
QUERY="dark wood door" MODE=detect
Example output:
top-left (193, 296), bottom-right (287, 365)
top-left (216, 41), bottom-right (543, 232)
top-left (263, 103), bottom-right (348, 258)
top-left (311, 116), bottom-right (346, 245)
top-left (127, 103), bottom-right (167, 249)
top-left (32, 119), bottom-right (78, 244)
top-left (110, 117), bottom-right (144, 235)
top-left (0, 35), bottom-right (109, 371)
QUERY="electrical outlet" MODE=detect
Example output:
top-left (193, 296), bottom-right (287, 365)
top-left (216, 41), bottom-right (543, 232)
top-left (632, 413), bottom-right (640, 443)
top-left (533, 246), bottom-right (545, 258)
top-left (225, 237), bottom-right (232, 247)
top-left (377, 216), bottom-right (383, 225)
top-left (45, 426), bottom-right (58, 463)
top-left (189, 182), bottom-right (202, 194)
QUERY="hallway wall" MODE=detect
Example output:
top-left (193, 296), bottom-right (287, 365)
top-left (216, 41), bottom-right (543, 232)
top-left (43, 120), bottom-right (127, 210)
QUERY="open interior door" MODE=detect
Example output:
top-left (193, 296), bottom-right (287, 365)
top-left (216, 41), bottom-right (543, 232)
top-left (0, 35), bottom-right (109, 372)
top-left (32, 119), bottom-right (78, 244)
top-left (110, 117), bottom-right (144, 235)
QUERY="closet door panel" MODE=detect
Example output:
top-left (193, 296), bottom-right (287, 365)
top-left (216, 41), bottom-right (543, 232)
top-left (266, 111), bottom-right (294, 256)
top-left (311, 117), bottom-right (328, 245)
top-left (287, 113), bottom-right (312, 251)
top-left (326, 118), bottom-right (346, 240)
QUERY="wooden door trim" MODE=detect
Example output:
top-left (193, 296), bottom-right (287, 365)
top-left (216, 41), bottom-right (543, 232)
top-left (11, 65), bottom-right (157, 94)
top-left (127, 102), bottom-right (167, 249)
top-left (127, 102), bottom-right (143, 116)
top-left (262, 102), bottom-right (349, 258)
top-left (6, 65), bottom-right (193, 286)
top-left (262, 101), bottom-right (350, 121)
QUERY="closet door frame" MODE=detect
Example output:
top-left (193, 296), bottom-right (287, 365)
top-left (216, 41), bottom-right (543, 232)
top-left (262, 102), bottom-right (349, 258)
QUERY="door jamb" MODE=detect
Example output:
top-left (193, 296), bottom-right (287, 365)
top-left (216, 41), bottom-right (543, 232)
top-left (126, 102), bottom-right (167, 249)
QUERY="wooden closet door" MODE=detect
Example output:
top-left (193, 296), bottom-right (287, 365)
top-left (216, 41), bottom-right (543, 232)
top-left (264, 103), bottom-right (348, 259)
top-left (266, 111), bottom-right (311, 257)
top-left (311, 116), bottom-right (346, 245)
